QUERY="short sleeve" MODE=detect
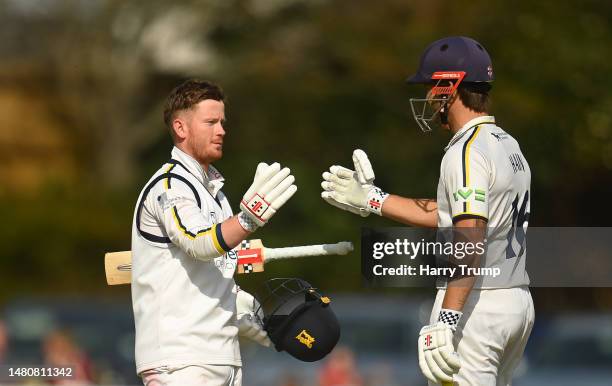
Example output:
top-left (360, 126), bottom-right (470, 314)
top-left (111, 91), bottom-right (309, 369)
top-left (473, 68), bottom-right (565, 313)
top-left (443, 145), bottom-right (490, 222)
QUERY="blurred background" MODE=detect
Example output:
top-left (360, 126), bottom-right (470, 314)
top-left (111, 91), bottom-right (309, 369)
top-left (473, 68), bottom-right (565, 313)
top-left (1, 0), bottom-right (612, 384)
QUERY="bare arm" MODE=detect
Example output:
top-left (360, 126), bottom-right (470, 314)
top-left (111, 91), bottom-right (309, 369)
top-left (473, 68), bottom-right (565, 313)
top-left (441, 217), bottom-right (487, 311)
top-left (381, 195), bottom-right (438, 227)
top-left (218, 215), bottom-right (252, 249)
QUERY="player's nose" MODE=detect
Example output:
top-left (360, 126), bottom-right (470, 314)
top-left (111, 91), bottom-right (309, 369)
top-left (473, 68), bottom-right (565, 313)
top-left (217, 122), bottom-right (226, 136)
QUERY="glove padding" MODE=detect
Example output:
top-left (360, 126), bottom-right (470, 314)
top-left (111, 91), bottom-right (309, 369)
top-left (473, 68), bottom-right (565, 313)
top-left (321, 149), bottom-right (387, 217)
top-left (240, 162), bottom-right (297, 227)
top-left (236, 289), bottom-right (271, 347)
top-left (418, 322), bottom-right (461, 385)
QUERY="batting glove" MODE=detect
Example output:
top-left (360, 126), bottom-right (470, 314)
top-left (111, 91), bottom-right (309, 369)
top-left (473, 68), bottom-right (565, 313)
top-left (321, 149), bottom-right (388, 217)
top-left (418, 309), bottom-right (462, 385)
top-left (236, 288), bottom-right (271, 347)
top-left (239, 162), bottom-right (297, 230)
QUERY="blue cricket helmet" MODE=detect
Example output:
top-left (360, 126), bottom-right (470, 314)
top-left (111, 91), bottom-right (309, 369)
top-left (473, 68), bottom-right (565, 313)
top-left (407, 36), bottom-right (494, 84)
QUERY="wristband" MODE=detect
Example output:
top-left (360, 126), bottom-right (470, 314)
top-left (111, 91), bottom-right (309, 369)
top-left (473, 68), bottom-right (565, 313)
top-left (438, 308), bottom-right (463, 331)
top-left (366, 187), bottom-right (389, 216)
top-left (238, 211), bottom-right (259, 232)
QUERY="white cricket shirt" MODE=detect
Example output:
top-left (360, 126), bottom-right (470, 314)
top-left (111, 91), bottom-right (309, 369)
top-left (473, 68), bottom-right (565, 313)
top-left (437, 116), bottom-right (531, 288)
top-left (131, 147), bottom-right (240, 373)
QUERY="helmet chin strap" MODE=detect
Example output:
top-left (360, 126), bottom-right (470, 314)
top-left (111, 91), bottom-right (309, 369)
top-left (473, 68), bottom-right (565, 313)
top-left (440, 103), bottom-right (449, 125)
top-left (439, 95), bottom-right (450, 125)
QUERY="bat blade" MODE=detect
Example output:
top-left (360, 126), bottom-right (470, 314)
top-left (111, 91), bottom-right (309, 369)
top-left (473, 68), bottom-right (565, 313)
top-left (236, 239), bottom-right (265, 274)
top-left (104, 251), bottom-right (132, 285)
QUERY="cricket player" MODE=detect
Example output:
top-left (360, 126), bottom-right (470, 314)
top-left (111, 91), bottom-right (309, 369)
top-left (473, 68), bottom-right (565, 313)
top-left (131, 79), bottom-right (297, 386)
top-left (321, 37), bottom-right (534, 385)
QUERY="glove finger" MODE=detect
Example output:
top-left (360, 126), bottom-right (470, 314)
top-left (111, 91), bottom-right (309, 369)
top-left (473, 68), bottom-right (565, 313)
top-left (255, 331), bottom-right (272, 347)
top-left (244, 162), bottom-right (279, 200)
top-left (237, 318), bottom-right (251, 335)
top-left (432, 348), bottom-right (455, 375)
top-left (440, 348), bottom-right (461, 371)
top-left (418, 333), bottom-right (439, 384)
top-left (321, 181), bottom-right (346, 193)
top-left (326, 173), bottom-right (351, 187)
top-left (267, 175), bottom-right (295, 203)
top-left (353, 149), bottom-right (375, 183)
top-left (269, 184), bottom-right (297, 211)
top-left (329, 165), bottom-right (352, 174)
top-left (333, 168), bottom-right (355, 180)
top-left (236, 291), bottom-right (255, 315)
top-left (353, 155), bottom-right (365, 185)
top-left (240, 320), bottom-right (258, 336)
top-left (254, 162), bottom-right (269, 178)
top-left (441, 328), bottom-right (460, 369)
top-left (259, 167), bottom-right (291, 196)
top-left (425, 350), bottom-right (454, 383)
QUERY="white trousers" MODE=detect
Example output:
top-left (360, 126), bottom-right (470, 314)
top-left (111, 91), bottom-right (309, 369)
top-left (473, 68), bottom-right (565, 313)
top-left (429, 287), bottom-right (534, 386)
top-left (141, 365), bottom-right (242, 386)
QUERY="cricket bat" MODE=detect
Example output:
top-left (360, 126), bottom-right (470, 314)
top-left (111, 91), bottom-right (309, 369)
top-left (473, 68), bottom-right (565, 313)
top-left (104, 239), bottom-right (353, 285)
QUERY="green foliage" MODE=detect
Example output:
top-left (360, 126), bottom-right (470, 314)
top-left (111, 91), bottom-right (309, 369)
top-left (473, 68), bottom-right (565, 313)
top-left (2, 0), bottom-right (612, 299)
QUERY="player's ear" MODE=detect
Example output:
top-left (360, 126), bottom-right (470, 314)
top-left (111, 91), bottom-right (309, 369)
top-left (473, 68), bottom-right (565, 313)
top-left (172, 117), bottom-right (188, 140)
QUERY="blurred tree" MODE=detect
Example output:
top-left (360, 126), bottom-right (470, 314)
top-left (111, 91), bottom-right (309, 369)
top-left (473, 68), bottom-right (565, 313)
top-left (0, 0), bottom-right (611, 303)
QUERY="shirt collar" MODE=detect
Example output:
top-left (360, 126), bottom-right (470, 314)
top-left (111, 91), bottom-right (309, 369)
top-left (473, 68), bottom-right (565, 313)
top-left (171, 147), bottom-right (225, 196)
top-left (444, 115), bottom-right (496, 152)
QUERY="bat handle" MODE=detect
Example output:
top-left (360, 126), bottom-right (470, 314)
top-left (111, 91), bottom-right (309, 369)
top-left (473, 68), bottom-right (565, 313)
top-left (264, 242), bottom-right (354, 261)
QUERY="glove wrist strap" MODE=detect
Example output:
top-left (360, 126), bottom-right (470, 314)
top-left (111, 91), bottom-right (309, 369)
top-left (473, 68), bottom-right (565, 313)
top-left (438, 308), bottom-right (462, 331)
top-left (238, 211), bottom-right (259, 232)
top-left (366, 187), bottom-right (389, 216)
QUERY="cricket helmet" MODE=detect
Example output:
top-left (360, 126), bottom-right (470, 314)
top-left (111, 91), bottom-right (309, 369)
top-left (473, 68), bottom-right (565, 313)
top-left (255, 278), bottom-right (340, 362)
top-left (407, 36), bottom-right (494, 132)
top-left (407, 36), bottom-right (494, 84)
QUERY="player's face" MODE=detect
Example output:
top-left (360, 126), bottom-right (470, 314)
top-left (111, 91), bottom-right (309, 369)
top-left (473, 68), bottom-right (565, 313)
top-left (424, 87), bottom-right (450, 131)
top-left (182, 99), bottom-right (226, 167)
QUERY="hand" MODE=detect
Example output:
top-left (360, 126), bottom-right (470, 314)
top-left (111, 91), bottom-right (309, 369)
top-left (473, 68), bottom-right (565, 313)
top-left (236, 289), bottom-right (271, 347)
top-left (240, 162), bottom-right (297, 229)
top-left (321, 149), bottom-right (388, 217)
top-left (418, 309), bottom-right (462, 385)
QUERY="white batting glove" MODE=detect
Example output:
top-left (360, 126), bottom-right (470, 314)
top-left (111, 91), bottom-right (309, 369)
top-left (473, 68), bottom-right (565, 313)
top-left (321, 149), bottom-right (388, 217)
top-left (418, 309), bottom-right (462, 385)
top-left (236, 289), bottom-right (271, 347)
top-left (239, 162), bottom-right (297, 230)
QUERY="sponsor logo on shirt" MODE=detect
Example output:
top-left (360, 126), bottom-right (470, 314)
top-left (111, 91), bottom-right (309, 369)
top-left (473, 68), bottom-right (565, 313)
top-left (453, 187), bottom-right (486, 203)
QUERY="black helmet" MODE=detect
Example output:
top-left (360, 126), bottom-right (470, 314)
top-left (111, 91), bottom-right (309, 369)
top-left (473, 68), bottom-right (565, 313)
top-left (407, 36), bottom-right (494, 84)
top-left (256, 278), bottom-right (340, 362)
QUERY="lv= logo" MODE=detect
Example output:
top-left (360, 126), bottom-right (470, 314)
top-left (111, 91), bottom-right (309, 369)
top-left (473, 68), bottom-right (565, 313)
top-left (296, 329), bottom-right (316, 349)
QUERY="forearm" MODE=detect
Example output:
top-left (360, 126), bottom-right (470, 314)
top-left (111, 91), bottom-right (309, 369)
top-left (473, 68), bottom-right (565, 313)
top-left (218, 215), bottom-right (253, 249)
top-left (169, 214), bottom-right (255, 262)
top-left (381, 195), bottom-right (438, 227)
top-left (442, 277), bottom-right (476, 310)
top-left (441, 218), bottom-right (487, 311)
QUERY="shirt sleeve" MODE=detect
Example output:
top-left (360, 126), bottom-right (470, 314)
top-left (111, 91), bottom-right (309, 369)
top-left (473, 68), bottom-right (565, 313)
top-left (153, 179), bottom-right (231, 261)
top-left (443, 144), bottom-right (490, 222)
